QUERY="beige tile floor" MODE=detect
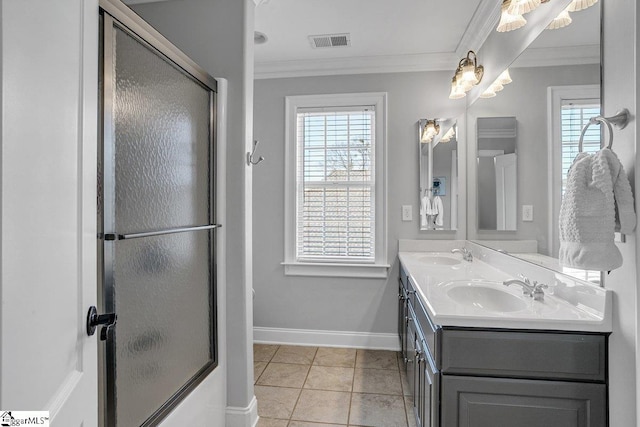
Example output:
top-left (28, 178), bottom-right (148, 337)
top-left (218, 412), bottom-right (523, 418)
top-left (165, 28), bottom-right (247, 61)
top-left (254, 344), bottom-right (416, 427)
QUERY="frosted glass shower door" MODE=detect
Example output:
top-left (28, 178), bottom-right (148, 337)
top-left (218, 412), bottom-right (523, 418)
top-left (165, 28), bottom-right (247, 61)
top-left (101, 13), bottom-right (218, 427)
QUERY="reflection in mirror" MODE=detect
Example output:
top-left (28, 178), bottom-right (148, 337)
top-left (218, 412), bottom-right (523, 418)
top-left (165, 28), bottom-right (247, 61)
top-left (467, 2), bottom-right (602, 283)
top-left (419, 121), bottom-right (458, 231)
top-left (477, 117), bottom-right (517, 231)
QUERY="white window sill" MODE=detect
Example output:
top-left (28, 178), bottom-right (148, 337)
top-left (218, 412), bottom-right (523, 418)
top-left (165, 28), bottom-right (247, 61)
top-left (281, 261), bottom-right (390, 279)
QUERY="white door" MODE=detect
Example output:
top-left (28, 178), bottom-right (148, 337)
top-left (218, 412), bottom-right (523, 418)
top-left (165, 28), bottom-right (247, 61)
top-left (495, 153), bottom-right (518, 230)
top-left (1, 1), bottom-right (99, 426)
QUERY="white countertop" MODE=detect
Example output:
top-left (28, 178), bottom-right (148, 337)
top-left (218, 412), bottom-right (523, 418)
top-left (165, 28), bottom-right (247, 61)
top-left (398, 242), bottom-right (612, 332)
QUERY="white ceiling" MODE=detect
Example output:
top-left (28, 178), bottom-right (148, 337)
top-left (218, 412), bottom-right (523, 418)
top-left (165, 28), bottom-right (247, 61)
top-left (254, 0), bottom-right (600, 79)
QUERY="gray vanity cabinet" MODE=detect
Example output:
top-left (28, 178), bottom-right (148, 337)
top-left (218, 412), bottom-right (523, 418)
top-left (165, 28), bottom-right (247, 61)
top-left (398, 262), bottom-right (609, 427)
top-left (441, 375), bottom-right (606, 427)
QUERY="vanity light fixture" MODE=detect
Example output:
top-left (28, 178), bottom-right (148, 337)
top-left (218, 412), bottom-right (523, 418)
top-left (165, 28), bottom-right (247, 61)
top-left (419, 119), bottom-right (440, 143)
top-left (497, 0), bottom-right (527, 32)
top-left (480, 68), bottom-right (513, 99)
top-left (497, 69), bottom-right (513, 85)
top-left (508, 0), bottom-right (541, 16)
top-left (567, 0), bottom-right (598, 12)
top-left (448, 51), bottom-right (484, 100)
top-left (547, 7), bottom-right (572, 29)
top-left (440, 127), bottom-right (456, 143)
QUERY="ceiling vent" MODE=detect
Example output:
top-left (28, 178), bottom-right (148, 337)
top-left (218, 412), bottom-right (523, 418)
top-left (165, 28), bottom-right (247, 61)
top-left (309, 33), bottom-right (351, 49)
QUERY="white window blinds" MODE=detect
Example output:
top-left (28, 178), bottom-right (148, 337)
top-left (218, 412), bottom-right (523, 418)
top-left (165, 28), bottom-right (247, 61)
top-left (296, 106), bottom-right (375, 261)
top-left (560, 100), bottom-right (601, 196)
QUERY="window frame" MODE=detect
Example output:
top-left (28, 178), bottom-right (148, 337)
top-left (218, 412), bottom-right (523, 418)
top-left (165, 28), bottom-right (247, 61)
top-left (283, 92), bottom-right (388, 278)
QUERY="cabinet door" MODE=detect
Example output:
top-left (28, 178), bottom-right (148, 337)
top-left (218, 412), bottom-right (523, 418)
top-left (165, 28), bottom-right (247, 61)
top-left (441, 376), bottom-right (606, 427)
top-left (398, 279), bottom-right (409, 364)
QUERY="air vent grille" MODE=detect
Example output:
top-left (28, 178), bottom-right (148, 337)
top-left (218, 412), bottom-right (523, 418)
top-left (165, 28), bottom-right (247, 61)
top-left (309, 33), bottom-right (351, 49)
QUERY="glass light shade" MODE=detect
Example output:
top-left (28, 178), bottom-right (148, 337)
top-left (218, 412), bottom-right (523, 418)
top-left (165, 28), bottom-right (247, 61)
top-left (508, 0), bottom-right (541, 15)
top-left (547, 9), bottom-right (572, 30)
top-left (449, 78), bottom-right (466, 99)
top-left (480, 87), bottom-right (496, 98)
top-left (440, 127), bottom-right (456, 143)
top-left (567, 0), bottom-right (597, 12)
top-left (497, 69), bottom-right (512, 85)
top-left (461, 61), bottom-right (479, 86)
top-left (420, 120), bottom-right (439, 142)
top-left (491, 82), bottom-right (505, 92)
top-left (497, 5), bottom-right (526, 32)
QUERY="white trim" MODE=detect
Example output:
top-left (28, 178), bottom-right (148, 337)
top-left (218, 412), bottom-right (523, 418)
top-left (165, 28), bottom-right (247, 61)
top-left (226, 396), bottom-right (259, 427)
top-left (284, 92), bottom-right (388, 278)
top-left (513, 45), bottom-right (600, 68)
top-left (547, 85), bottom-right (600, 258)
top-left (282, 262), bottom-right (390, 279)
top-left (254, 327), bottom-right (400, 350)
top-left (255, 52), bottom-right (455, 79)
top-left (456, 0), bottom-right (502, 58)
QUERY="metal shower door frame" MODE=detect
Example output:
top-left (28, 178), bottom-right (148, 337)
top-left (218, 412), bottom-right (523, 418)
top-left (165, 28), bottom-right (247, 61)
top-left (99, 1), bottom-right (218, 425)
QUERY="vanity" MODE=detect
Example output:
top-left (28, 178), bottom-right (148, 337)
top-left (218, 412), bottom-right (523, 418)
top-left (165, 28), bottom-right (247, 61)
top-left (398, 240), bottom-right (611, 427)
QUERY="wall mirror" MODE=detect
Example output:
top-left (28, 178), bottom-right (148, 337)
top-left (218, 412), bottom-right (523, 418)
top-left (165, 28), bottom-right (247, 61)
top-left (476, 117), bottom-right (517, 231)
top-left (466, 1), bottom-right (602, 283)
top-left (419, 120), bottom-right (458, 231)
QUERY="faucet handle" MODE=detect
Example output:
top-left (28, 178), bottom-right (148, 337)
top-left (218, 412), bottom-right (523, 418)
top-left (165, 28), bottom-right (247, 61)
top-left (517, 274), bottom-right (530, 285)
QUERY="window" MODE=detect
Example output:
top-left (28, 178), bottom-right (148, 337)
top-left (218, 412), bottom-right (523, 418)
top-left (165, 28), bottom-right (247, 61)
top-left (284, 93), bottom-right (388, 278)
top-left (560, 101), bottom-right (601, 196)
top-left (548, 85), bottom-right (602, 284)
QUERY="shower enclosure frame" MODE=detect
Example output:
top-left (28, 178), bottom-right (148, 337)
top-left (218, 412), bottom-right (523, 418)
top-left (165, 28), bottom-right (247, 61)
top-left (98, 1), bottom-right (219, 426)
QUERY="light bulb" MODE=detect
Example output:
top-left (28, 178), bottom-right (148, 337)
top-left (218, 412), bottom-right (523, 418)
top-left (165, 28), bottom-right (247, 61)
top-left (497, 1), bottom-right (527, 32)
top-left (497, 69), bottom-right (512, 85)
top-left (480, 87), bottom-right (496, 98)
top-left (567, 0), bottom-right (597, 12)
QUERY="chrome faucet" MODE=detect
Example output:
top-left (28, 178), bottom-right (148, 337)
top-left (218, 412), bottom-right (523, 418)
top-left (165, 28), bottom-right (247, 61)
top-left (451, 248), bottom-right (473, 262)
top-left (503, 276), bottom-right (548, 301)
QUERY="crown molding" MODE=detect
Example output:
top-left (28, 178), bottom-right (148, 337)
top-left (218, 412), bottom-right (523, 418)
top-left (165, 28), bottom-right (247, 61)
top-left (123, 0), bottom-right (173, 4)
top-left (512, 45), bottom-right (600, 68)
top-left (255, 52), bottom-right (457, 79)
top-left (456, 0), bottom-right (502, 58)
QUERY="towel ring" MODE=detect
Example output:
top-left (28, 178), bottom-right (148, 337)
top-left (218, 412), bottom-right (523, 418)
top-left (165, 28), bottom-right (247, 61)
top-left (577, 108), bottom-right (630, 152)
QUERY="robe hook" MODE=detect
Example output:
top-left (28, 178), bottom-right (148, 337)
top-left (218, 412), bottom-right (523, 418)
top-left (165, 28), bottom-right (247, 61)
top-left (247, 140), bottom-right (265, 166)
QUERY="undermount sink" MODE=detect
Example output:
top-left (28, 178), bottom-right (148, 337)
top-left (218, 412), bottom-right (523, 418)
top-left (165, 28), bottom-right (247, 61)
top-left (445, 281), bottom-right (528, 313)
top-left (418, 255), bottom-right (461, 266)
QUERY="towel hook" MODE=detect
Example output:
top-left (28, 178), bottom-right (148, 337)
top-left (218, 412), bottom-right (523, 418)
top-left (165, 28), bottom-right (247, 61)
top-left (247, 140), bottom-right (265, 166)
top-left (578, 108), bottom-right (630, 152)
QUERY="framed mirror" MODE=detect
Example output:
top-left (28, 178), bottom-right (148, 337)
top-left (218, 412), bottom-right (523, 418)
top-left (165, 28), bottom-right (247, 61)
top-left (419, 120), bottom-right (459, 231)
top-left (476, 117), bottom-right (517, 231)
top-left (466, 1), bottom-right (602, 283)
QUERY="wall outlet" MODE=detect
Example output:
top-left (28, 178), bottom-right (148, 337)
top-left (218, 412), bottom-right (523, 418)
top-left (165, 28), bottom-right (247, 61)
top-left (402, 205), bottom-right (412, 221)
top-left (522, 205), bottom-right (534, 222)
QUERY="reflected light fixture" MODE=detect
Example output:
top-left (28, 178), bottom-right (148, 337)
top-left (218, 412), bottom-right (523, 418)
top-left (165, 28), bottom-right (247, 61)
top-left (448, 51), bottom-right (484, 100)
top-left (419, 119), bottom-right (440, 143)
top-left (547, 7), bottom-right (572, 30)
top-left (440, 127), bottom-right (456, 143)
top-left (567, 0), bottom-right (598, 12)
top-left (480, 68), bottom-right (513, 99)
top-left (497, 69), bottom-right (512, 85)
top-left (508, 0), bottom-right (541, 15)
top-left (497, 0), bottom-right (527, 32)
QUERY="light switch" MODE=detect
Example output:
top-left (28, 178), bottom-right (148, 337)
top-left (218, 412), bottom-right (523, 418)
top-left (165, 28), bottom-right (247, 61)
top-left (522, 205), bottom-right (533, 222)
top-left (402, 205), bottom-right (412, 221)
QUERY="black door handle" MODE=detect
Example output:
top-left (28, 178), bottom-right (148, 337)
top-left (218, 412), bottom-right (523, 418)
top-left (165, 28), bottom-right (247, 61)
top-left (87, 306), bottom-right (117, 341)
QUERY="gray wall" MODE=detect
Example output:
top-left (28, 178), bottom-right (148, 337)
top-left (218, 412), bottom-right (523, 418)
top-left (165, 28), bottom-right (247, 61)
top-left (253, 71), bottom-right (459, 335)
top-left (467, 63), bottom-right (600, 254)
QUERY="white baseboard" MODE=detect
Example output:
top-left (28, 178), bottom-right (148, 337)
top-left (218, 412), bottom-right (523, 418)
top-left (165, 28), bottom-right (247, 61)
top-left (253, 326), bottom-right (400, 350)
top-left (226, 395), bottom-right (259, 427)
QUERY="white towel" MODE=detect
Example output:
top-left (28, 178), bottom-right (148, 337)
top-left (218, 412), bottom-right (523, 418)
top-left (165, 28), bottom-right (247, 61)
top-left (433, 196), bottom-right (444, 227)
top-left (559, 148), bottom-right (636, 270)
top-left (420, 196), bottom-right (430, 228)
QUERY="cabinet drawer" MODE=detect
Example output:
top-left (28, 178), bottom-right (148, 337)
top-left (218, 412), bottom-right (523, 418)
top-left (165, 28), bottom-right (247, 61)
top-left (410, 291), bottom-right (440, 362)
top-left (441, 375), bottom-right (606, 427)
top-left (440, 329), bottom-right (607, 382)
